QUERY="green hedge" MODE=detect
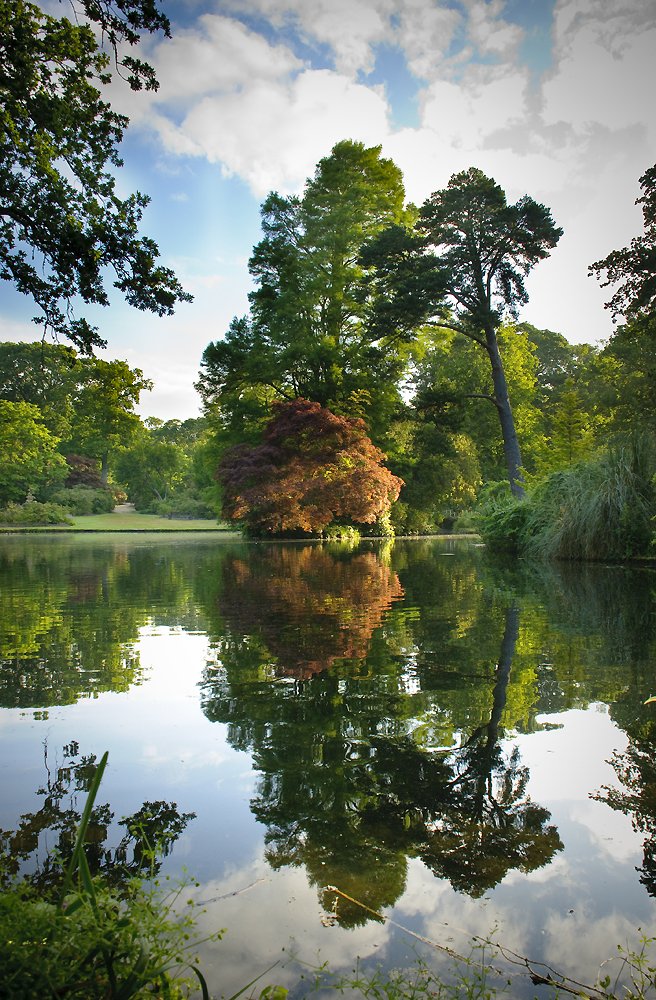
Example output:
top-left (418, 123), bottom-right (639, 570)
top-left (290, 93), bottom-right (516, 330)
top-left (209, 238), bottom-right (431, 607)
top-left (0, 501), bottom-right (73, 525)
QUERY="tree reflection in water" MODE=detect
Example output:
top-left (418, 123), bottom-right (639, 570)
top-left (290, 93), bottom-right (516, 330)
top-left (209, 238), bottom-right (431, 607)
top-left (0, 741), bottom-right (195, 893)
top-left (201, 545), bottom-right (562, 925)
top-left (213, 544), bottom-right (404, 678)
top-left (596, 694), bottom-right (656, 897)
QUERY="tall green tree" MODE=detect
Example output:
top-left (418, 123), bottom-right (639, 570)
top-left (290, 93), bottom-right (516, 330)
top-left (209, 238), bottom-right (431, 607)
top-left (0, 0), bottom-right (191, 351)
top-left (0, 400), bottom-right (67, 503)
top-left (597, 319), bottom-right (656, 433)
top-left (198, 141), bottom-right (412, 443)
top-left (366, 169), bottom-right (562, 496)
top-left (114, 437), bottom-right (188, 509)
top-left (65, 359), bottom-right (152, 482)
top-left (405, 324), bottom-right (547, 487)
top-left (0, 341), bottom-right (79, 438)
top-left (589, 164), bottom-right (656, 435)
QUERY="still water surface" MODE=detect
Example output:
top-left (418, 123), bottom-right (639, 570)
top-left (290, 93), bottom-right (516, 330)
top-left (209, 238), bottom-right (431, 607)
top-left (1, 534), bottom-right (655, 995)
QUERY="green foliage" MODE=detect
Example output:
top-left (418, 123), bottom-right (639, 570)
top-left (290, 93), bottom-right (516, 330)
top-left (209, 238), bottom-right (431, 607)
top-left (0, 878), bottom-right (209, 1000)
top-left (115, 436), bottom-right (190, 510)
top-left (0, 499), bottom-right (73, 525)
top-left (479, 434), bottom-right (656, 560)
top-left (63, 358), bottom-right (152, 480)
top-left (0, 400), bottom-right (68, 503)
top-left (536, 379), bottom-right (596, 473)
top-left (0, 0), bottom-right (190, 351)
top-left (590, 162), bottom-right (656, 323)
top-left (367, 168), bottom-right (562, 498)
top-left (476, 497), bottom-right (529, 554)
top-left (198, 140), bottom-right (412, 444)
top-left (322, 524), bottom-right (362, 542)
top-left (52, 486), bottom-right (114, 515)
top-left (597, 317), bottom-right (656, 435)
top-left (0, 749), bottom-right (217, 1000)
top-left (0, 341), bottom-right (78, 438)
top-left (150, 493), bottom-right (216, 519)
top-left (0, 344), bottom-right (155, 488)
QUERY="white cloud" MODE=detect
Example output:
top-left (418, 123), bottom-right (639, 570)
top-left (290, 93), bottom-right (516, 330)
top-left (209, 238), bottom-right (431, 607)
top-left (164, 69), bottom-right (392, 195)
top-left (154, 15), bottom-right (302, 103)
top-left (464, 0), bottom-right (524, 61)
top-left (543, 0), bottom-right (656, 140)
top-left (420, 64), bottom-right (530, 150)
top-left (7, 0), bottom-right (654, 381)
top-left (223, 0), bottom-right (394, 75)
top-left (394, 0), bottom-right (463, 78)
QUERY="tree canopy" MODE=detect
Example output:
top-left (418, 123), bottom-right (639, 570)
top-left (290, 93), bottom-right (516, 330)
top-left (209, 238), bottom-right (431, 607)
top-left (0, 400), bottom-right (67, 504)
top-left (0, 0), bottom-right (190, 351)
top-left (590, 163), bottom-right (656, 323)
top-left (218, 398), bottom-right (403, 535)
top-left (64, 358), bottom-right (152, 482)
top-left (198, 141), bottom-right (412, 442)
top-left (365, 168), bottom-right (563, 496)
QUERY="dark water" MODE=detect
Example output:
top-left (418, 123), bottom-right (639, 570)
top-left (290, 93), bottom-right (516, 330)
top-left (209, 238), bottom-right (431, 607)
top-left (1, 534), bottom-right (655, 996)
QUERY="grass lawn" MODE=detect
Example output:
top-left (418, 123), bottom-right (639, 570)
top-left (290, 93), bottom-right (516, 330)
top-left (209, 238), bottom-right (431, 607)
top-left (0, 509), bottom-right (236, 533)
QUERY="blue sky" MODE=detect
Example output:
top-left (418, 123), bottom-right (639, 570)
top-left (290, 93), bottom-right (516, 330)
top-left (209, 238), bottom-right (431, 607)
top-left (2, 0), bottom-right (655, 418)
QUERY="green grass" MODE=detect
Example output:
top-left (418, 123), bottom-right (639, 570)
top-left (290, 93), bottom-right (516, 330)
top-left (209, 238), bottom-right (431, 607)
top-left (0, 510), bottom-right (236, 533)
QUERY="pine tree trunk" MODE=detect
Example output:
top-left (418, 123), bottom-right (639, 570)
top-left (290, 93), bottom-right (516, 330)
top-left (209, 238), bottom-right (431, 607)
top-left (485, 330), bottom-right (525, 498)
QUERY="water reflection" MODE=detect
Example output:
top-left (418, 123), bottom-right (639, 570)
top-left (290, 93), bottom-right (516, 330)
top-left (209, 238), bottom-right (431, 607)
top-left (0, 741), bottom-right (194, 892)
top-left (596, 696), bottom-right (656, 896)
top-left (211, 543), bottom-right (404, 678)
top-left (1, 534), bottom-right (655, 943)
top-left (200, 546), bottom-right (562, 919)
top-left (0, 537), bottom-right (221, 709)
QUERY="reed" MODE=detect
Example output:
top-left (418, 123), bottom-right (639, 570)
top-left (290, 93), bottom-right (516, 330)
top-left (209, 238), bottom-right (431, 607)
top-left (479, 434), bottom-right (656, 561)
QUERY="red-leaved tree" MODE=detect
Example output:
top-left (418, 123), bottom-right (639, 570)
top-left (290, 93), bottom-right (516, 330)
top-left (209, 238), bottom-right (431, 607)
top-left (218, 399), bottom-right (403, 534)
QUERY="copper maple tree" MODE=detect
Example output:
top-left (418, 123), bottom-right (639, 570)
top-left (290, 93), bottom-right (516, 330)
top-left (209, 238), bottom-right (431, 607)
top-left (218, 399), bottom-right (403, 534)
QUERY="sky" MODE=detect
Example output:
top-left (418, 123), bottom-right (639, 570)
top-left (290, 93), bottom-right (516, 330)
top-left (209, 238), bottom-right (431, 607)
top-left (2, 0), bottom-right (655, 419)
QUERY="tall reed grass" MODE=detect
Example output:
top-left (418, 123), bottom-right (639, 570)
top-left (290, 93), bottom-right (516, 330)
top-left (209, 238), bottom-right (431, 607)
top-left (478, 434), bottom-right (656, 561)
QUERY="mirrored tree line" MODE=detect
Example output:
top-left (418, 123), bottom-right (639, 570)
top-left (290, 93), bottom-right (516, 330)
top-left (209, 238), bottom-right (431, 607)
top-left (3, 538), bottom-right (656, 915)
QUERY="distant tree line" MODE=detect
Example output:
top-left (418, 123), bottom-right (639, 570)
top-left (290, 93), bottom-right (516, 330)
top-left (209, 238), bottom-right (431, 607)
top-left (0, 342), bottom-right (215, 521)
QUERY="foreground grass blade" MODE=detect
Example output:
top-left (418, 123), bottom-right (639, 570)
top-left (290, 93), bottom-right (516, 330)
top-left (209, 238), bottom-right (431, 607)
top-left (60, 750), bottom-right (109, 905)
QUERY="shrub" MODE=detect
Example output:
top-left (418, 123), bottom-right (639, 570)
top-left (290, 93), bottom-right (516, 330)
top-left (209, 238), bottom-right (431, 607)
top-left (476, 496), bottom-right (529, 552)
top-left (479, 434), bottom-right (656, 561)
top-left (323, 524), bottom-right (361, 543)
top-left (390, 501), bottom-right (440, 535)
top-left (64, 454), bottom-right (104, 489)
top-left (52, 486), bottom-right (115, 515)
top-left (0, 501), bottom-right (72, 525)
top-left (150, 493), bottom-right (216, 519)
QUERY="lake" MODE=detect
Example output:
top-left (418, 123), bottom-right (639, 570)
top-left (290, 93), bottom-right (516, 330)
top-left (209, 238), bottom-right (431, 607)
top-left (1, 534), bottom-right (655, 997)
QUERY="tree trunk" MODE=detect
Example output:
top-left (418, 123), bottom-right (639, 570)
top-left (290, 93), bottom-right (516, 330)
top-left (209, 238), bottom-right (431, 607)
top-left (485, 328), bottom-right (525, 498)
top-left (487, 604), bottom-right (520, 747)
top-left (100, 452), bottom-right (109, 485)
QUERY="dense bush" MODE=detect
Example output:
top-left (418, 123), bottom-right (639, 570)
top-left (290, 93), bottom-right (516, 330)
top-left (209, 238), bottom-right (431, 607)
top-left (219, 399), bottom-right (402, 536)
top-left (150, 493), bottom-right (216, 519)
top-left (479, 435), bottom-right (655, 560)
top-left (52, 486), bottom-right (114, 515)
top-left (0, 501), bottom-right (72, 525)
